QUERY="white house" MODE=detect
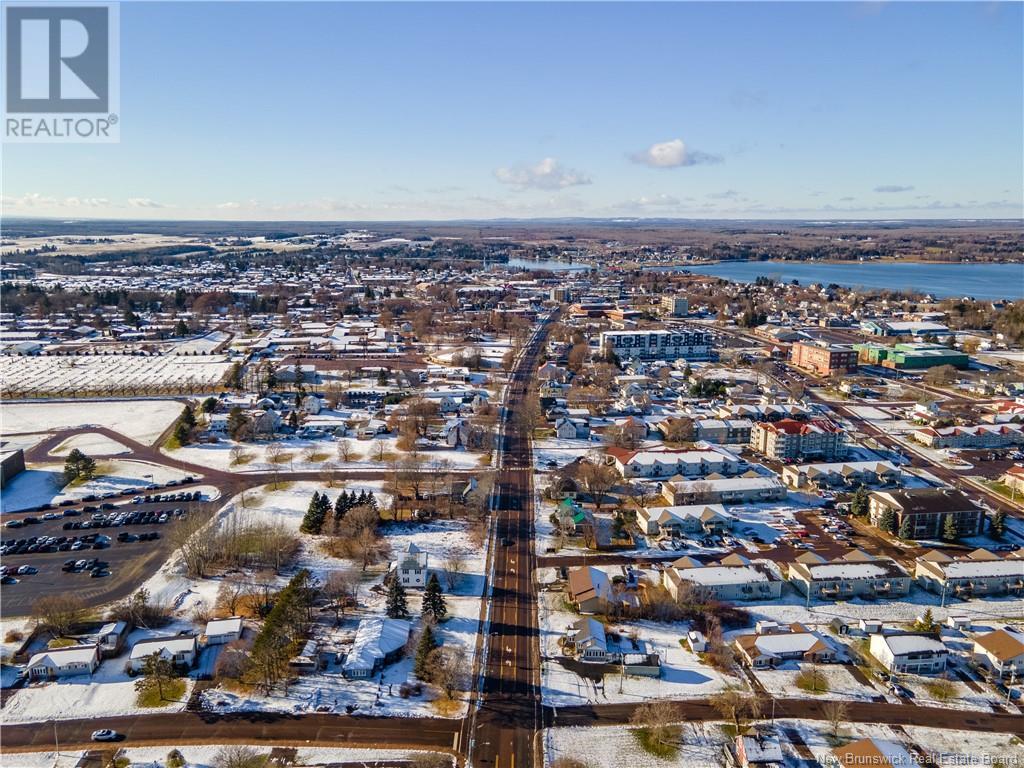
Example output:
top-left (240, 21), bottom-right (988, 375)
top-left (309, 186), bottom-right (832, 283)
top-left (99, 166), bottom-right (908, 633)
top-left (393, 543), bottom-right (429, 588)
top-left (128, 636), bottom-right (198, 672)
top-left (204, 617), bottom-right (243, 645)
top-left (868, 633), bottom-right (948, 675)
top-left (554, 416), bottom-right (591, 440)
top-left (562, 617), bottom-right (609, 663)
top-left (972, 628), bottom-right (1024, 681)
top-left (734, 623), bottom-right (836, 668)
top-left (27, 644), bottom-right (100, 679)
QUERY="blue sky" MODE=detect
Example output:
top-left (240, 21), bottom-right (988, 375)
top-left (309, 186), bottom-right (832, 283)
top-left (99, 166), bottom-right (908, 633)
top-left (3, 1), bottom-right (1022, 220)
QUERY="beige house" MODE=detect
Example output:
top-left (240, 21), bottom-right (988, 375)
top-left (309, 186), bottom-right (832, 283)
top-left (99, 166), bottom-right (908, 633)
top-left (662, 553), bottom-right (782, 602)
top-left (787, 550), bottom-right (912, 601)
top-left (972, 628), bottom-right (1024, 680)
top-left (915, 548), bottom-right (1024, 598)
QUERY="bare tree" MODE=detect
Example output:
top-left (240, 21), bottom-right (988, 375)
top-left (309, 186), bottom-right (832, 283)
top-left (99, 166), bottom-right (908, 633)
top-left (32, 594), bottom-right (86, 637)
top-left (322, 570), bottom-right (357, 623)
top-left (429, 645), bottom-right (469, 699)
top-left (171, 512), bottom-right (215, 578)
top-left (265, 442), bottom-right (285, 464)
top-left (443, 551), bottom-right (467, 592)
top-left (337, 438), bottom-right (356, 462)
top-left (630, 701), bottom-right (683, 750)
top-left (823, 699), bottom-right (848, 741)
top-left (217, 574), bottom-right (248, 616)
top-left (578, 458), bottom-right (618, 513)
top-left (370, 438), bottom-right (387, 462)
top-left (709, 687), bottom-right (761, 734)
top-left (229, 445), bottom-right (246, 466)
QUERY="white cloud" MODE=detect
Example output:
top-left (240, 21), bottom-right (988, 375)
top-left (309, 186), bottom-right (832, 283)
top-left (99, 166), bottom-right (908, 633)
top-left (494, 157), bottom-right (591, 190)
top-left (874, 184), bottom-right (914, 193)
top-left (630, 138), bottom-right (722, 169)
top-left (127, 197), bottom-right (164, 208)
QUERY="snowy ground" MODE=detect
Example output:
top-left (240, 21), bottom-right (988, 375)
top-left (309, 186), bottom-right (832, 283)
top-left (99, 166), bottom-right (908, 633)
top-left (0, 355), bottom-right (232, 397)
top-left (0, 459), bottom-right (195, 512)
top-left (1, 745), bottom-right (450, 768)
top-left (539, 592), bottom-right (735, 707)
top-left (49, 432), bottom-right (131, 457)
top-left (533, 436), bottom-right (600, 471)
top-left (166, 434), bottom-right (485, 473)
top-left (1, 399), bottom-right (185, 443)
top-left (752, 661), bottom-right (881, 702)
top-left (545, 722), bottom-right (728, 768)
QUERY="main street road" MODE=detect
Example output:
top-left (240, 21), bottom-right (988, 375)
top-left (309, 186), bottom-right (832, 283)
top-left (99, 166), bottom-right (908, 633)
top-left (464, 312), bottom-right (554, 768)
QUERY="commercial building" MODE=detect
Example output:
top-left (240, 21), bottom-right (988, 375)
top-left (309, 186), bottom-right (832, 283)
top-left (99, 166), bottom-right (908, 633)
top-left (789, 341), bottom-right (858, 376)
top-left (868, 488), bottom-right (984, 539)
top-left (856, 342), bottom-right (969, 371)
top-left (599, 329), bottom-right (713, 362)
top-left (787, 550), bottom-right (912, 601)
top-left (750, 418), bottom-right (847, 461)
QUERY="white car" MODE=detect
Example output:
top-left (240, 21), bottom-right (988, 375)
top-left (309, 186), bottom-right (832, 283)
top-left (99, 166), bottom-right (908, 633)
top-left (91, 729), bottom-right (119, 742)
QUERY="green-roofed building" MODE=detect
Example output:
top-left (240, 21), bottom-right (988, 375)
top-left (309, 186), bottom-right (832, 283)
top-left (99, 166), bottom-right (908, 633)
top-left (855, 342), bottom-right (969, 371)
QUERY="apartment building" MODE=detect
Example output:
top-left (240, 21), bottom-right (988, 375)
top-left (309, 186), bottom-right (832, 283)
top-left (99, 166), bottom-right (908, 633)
top-left (789, 340), bottom-right (858, 376)
top-left (914, 548), bottom-right (1024, 598)
top-left (637, 503), bottom-right (733, 538)
top-left (606, 446), bottom-right (743, 479)
top-left (912, 423), bottom-right (1024, 450)
top-left (660, 296), bottom-right (689, 317)
top-left (782, 460), bottom-right (901, 491)
top-left (662, 554), bottom-right (783, 602)
top-left (660, 472), bottom-right (787, 505)
top-left (787, 550), bottom-right (912, 600)
top-left (694, 418), bottom-right (753, 445)
top-left (750, 418), bottom-right (847, 461)
top-left (869, 488), bottom-right (984, 539)
top-left (598, 329), bottom-right (713, 362)
top-left (868, 633), bottom-right (948, 675)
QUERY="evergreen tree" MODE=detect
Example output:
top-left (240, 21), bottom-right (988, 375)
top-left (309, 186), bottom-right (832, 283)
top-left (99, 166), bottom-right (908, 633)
top-left (173, 420), bottom-right (192, 446)
top-left (414, 624), bottom-right (438, 679)
top-left (915, 608), bottom-right (936, 633)
top-left (990, 510), bottom-right (1006, 539)
top-left (334, 492), bottom-right (348, 521)
top-left (288, 410), bottom-right (299, 429)
top-left (385, 576), bottom-right (410, 619)
top-left (878, 509), bottom-right (897, 535)
top-left (421, 573), bottom-right (447, 623)
top-left (850, 487), bottom-right (869, 518)
top-left (300, 491), bottom-right (327, 534)
top-left (942, 515), bottom-right (959, 542)
top-left (898, 516), bottom-right (913, 540)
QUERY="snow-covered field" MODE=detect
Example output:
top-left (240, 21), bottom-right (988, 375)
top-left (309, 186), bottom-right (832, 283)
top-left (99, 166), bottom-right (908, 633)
top-left (539, 592), bottom-right (735, 707)
top-left (1, 399), bottom-right (184, 443)
top-left (533, 436), bottom-right (599, 470)
top-left (50, 432), bottom-right (131, 456)
top-left (545, 722), bottom-right (728, 768)
top-left (0, 459), bottom-right (194, 512)
top-left (166, 434), bottom-right (485, 473)
top-left (0, 355), bottom-right (232, 396)
top-left (752, 661), bottom-right (881, 702)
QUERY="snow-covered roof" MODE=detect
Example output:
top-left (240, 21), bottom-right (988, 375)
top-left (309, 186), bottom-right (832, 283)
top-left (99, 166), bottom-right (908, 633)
top-left (677, 565), bottom-right (769, 587)
top-left (27, 644), bottom-right (98, 668)
top-left (343, 617), bottom-right (410, 674)
top-left (876, 634), bottom-right (947, 656)
top-left (205, 617), bottom-right (243, 637)
top-left (129, 636), bottom-right (197, 660)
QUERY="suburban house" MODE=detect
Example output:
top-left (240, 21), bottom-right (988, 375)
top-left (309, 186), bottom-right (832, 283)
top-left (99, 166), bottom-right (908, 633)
top-left (289, 639), bottom-right (321, 671)
top-left (537, 362), bottom-right (571, 383)
top-left (606, 446), bottom-right (744, 480)
top-left (911, 423), bottom-right (1024, 450)
top-left (554, 416), bottom-right (591, 440)
top-left (781, 460), bottom-right (901, 491)
top-left (127, 636), bottom-right (198, 673)
top-left (440, 417), bottom-right (470, 447)
top-left (832, 738), bottom-right (916, 768)
top-left (868, 633), bottom-right (948, 675)
top-left (972, 628), bottom-right (1024, 680)
top-left (566, 566), bottom-right (633, 614)
top-left (393, 543), bottom-right (430, 588)
top-left (660, 472), bottom-right (787, 505)
top-left (1000, 465), bottom-right (1024, 494)
top-left (27, 644), bottom-right (100, 680)
top-left (662, 554), bottom-right (783, 602)
top-left (750, 418), bottom-right (847, 462)
top-left (97, 620), bottom-right (130, 658)
top-left (914, 549), bottom-right (1024, 598)
top-left (636, 503), bottom-right (733, 538)
top-left (734, 622), bottom-right (836, 668)
top-left (204, 617), bottom-right (244, 645)
top-left (787, 550), bottom-right (912, 600)
top-left (342, 617), bottom-right (411, 679)
top-left (869, 488), bottom-right (984, 539)
top-left (561, 617), bottom-right (611, 663)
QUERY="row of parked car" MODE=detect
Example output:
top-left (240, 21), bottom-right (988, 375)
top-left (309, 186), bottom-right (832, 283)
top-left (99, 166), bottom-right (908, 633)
top-left (63, 507), bottom-right (185, 531)
top-left (25, 476), bottom-right (198, 513)
top-left (62, 557), bottom-right (111, 578)
top-left (1, 531), bottom-right (113, 557)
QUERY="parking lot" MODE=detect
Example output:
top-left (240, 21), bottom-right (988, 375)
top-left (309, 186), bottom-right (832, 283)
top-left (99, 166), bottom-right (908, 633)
top-left (0, 488), bottom-right (215, 615)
